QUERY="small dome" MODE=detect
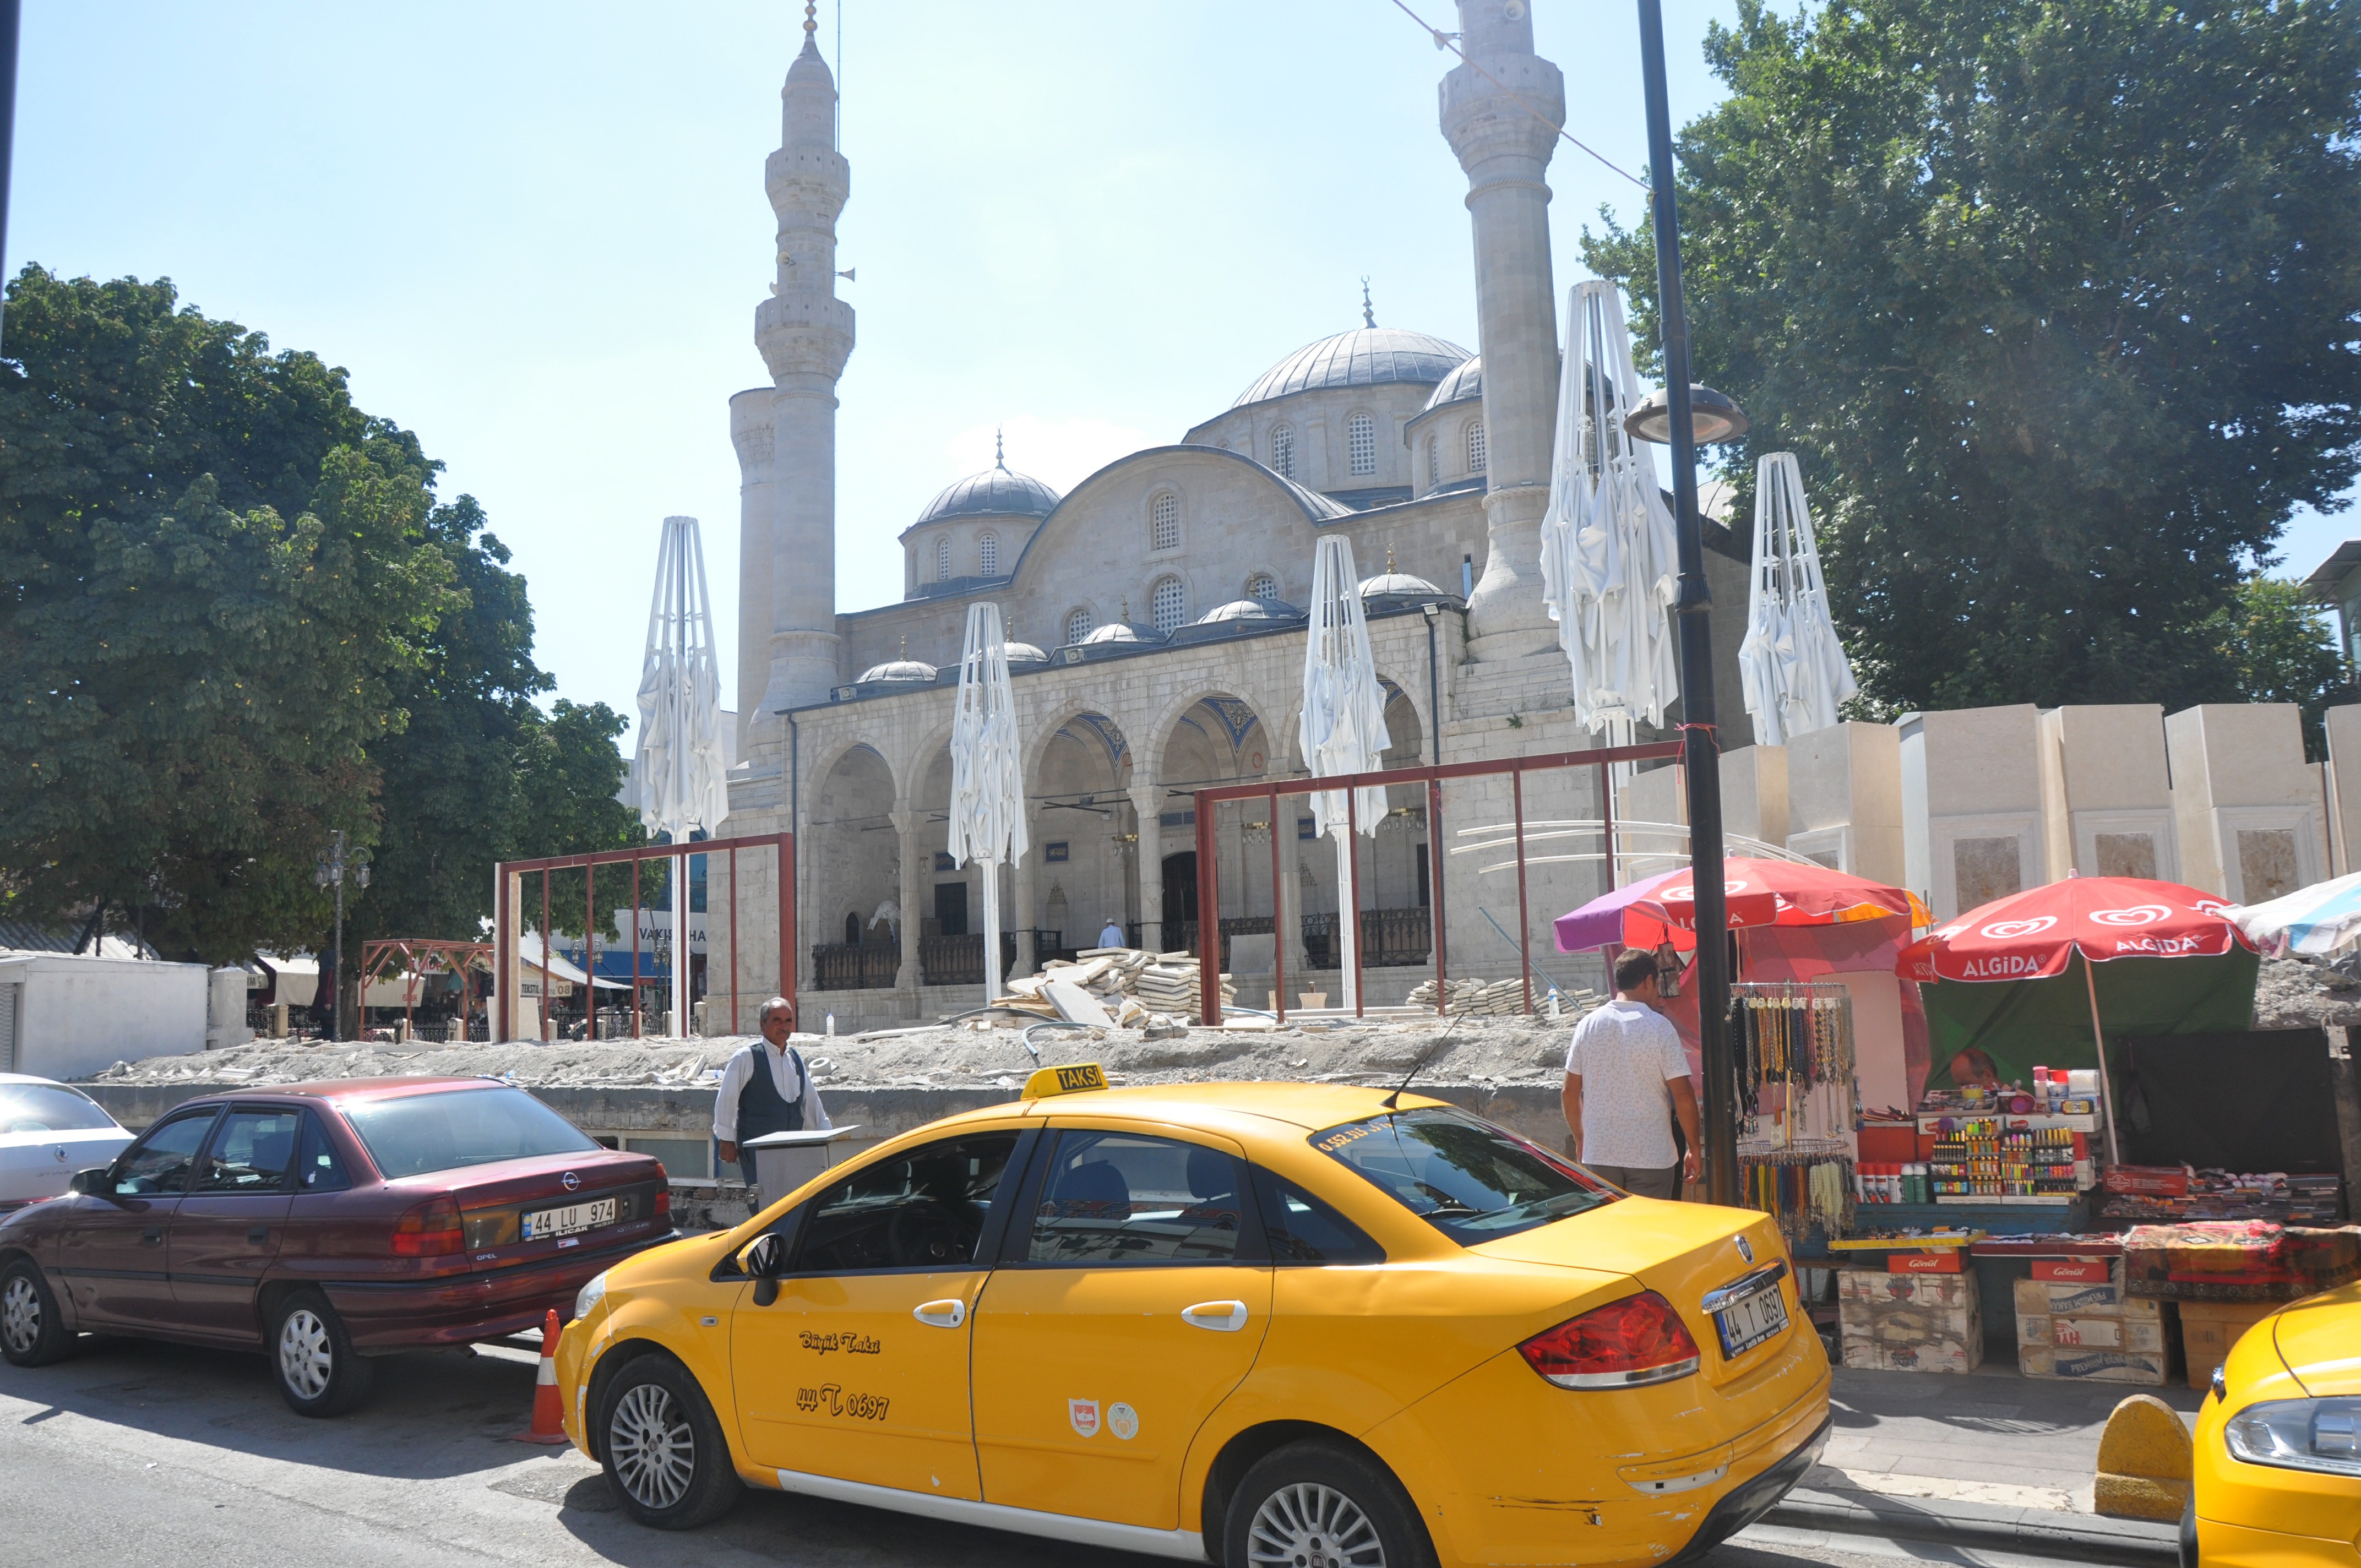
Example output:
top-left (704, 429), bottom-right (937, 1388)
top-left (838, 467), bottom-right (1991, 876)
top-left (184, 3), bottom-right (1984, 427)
top-left (1081, 619), bottom-right (1166, 647)
top-left (915, 461), bottom-right (1060, 527)
top-left (1232, 326), bottom-right (1472, 410)
top-left (1421, 355), bottom-right (1482, 412)
top-left (1002, 639), bottom-right (1048, 664)
top-left (1196, 597), bottom-right (1301, 624)
top-left (1359, 546), bottom-right (1443, 600)
top-left (858, 636), bottom-right (937, 684)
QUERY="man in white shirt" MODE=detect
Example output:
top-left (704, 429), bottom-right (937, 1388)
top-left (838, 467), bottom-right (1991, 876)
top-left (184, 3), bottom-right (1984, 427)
top-left (714, 995), bottom-right (831, 1188)
top-left (1562, 948), bottom-right (1701, 1200)
top-left (1096, 917), bottom-right (1125, 950)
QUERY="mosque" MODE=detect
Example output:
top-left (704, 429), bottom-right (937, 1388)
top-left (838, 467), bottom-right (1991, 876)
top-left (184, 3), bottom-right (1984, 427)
top-left (707, 1), bottom-right (1758, 1027)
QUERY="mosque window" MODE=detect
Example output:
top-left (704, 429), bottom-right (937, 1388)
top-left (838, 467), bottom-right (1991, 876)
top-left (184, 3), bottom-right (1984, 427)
top-left (1248, 571), bottom-right (1279, 602)
top-left (1347, 412), bottom-right (1377, 476)
top-left (979, 532), bottom-right (999, 576)
top-left (1427, 433), bottom-right (1440, 487)
top-left (1150, 492), bottom-right (1180, 552)
top-left (937, 536), bottom-right (953, 581)
top-left (1272, 424), bottom-right (1295, 479)
top-left (1466, 420), bottom-right (1487, 475)
top-left (1151, 577), bottom-right (1185, 634)
top-left (1067, 607), bottom-right (1093, 646)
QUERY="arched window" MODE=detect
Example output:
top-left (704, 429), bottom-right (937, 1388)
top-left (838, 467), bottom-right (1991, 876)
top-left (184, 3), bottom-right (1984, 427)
top-left (1271, 424), bottom-right (1295, 480)
top-left (1466, 420), bottom-right (1487, 475)
top-left (936, 536), bottom-right (953, 581)
top-left (1150, 576), bottom-right (1185, 634)
top-left (1150, 492), bottom-right (1180, 552)
top-left (1426, 432), bottom-right (1440, 487)
top-left (1347, 411), bottom-right (1377, 476)
top-left (978, 532), bottom-right (999, 576)
top-left (1066, 607), bottom-right (1094, 646)
top-left (1247, 571), bottom-right (1279, 602)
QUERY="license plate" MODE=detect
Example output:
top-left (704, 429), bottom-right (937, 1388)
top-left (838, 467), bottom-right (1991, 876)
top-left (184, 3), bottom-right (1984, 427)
top-left (1712, 1281), bottom-right (1790, 1359)
top-left (524, 1197), bottom-right (616, 1240)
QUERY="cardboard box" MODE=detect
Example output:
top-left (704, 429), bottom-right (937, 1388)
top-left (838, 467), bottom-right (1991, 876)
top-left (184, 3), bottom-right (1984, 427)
top-left (2033, 1257), bottom-right (2121, 1285)
top-left (2179, 1300), bottom-right (2283, 1390)
top-left (1889, 1251), bottom-right (1963, 1274)
top-left (2014, 1276), bottom-right (2148, 1316)
top-left (1841, 1305), bottom-right (1984, 1374)
top-left (2018, 1343), bottom-right (2169, 1384)
top-left (2105, 1165), bottom-right (2191, 1196)
top-left (2019, 1312), bottom-right (2170, 1354)
top-left (1841, 1270), bottom-right (1977, 1308)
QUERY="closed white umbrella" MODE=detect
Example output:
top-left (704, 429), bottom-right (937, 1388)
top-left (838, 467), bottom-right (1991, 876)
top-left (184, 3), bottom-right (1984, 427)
top-left (1540, 281), bottom-right (1682, 739)
top-left (1299, 536), bottom-right (1390, 1011)
top-left (948, 602), bottom-right (1028, 999)
top-left (632, 515), bottom-right (729, 1037)
top-left (1737, 453), bottom-right (1857, 745)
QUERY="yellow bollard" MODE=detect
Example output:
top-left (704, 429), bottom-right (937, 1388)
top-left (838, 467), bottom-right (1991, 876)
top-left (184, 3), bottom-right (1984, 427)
top-left (2093, 1393), bottom-right (2193, 1521)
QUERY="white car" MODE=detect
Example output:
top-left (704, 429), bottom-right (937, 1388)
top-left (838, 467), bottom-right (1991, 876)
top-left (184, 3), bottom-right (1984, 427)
top-left (0, 1075), bottom-right (135, 1213)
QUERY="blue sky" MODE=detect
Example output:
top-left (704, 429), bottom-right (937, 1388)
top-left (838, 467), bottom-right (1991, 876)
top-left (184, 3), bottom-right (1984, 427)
top-left (14, 2), bottom-right (2351, 737)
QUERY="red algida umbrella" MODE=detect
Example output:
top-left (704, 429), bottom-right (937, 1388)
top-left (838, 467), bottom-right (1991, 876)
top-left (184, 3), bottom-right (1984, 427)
top-left (1897, 876), bottom-right (2249, 983)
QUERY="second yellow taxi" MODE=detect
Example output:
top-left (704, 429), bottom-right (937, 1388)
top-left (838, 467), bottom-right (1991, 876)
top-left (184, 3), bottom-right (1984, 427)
top-left (556, 1068), bottom-right (1831, 1567)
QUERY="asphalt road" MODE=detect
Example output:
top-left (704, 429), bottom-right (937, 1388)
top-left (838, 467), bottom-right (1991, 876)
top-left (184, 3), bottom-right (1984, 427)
top-left (0, 1334), bottom-right (2096, 1568)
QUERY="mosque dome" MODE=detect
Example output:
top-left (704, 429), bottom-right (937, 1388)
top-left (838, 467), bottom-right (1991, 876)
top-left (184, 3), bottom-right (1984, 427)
top-left (1002, 636), bottom-right (1048, 664)
top-left (914, 459), bottom-right (1061, 527)
top-left (1231, 326), bottom-right (1472, 411)
top-left (1195, 597), bottom-right (1302, 624)
top-left (858, 637), bottom-right (938, 684)
top-left (1080, 600), bottom-right (1167, 646)
top-left (1421, 355), bottom-right (1482, 412)
top-left (1359, 546), bottom-right (1444, 601)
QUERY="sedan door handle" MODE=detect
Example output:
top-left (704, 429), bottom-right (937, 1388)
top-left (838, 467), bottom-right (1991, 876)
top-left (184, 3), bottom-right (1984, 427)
top-left (1181, 1300), bottom-right (1249, 1333)
top-left (247, 1227), bottom-right (270, 1245)
top-left (912, 1299), bottom-right (966, 1329)
top-left (138, 1227), bottom-right (163, 1245)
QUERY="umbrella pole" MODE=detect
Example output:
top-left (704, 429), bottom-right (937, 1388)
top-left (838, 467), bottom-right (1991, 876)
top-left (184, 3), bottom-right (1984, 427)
top-left (672, 841), bottom-right (688, 1038)
top-left (1335, 829), bottom-right (1357, 1012)
top-left (2081, 954), bottom-right (2122, 1164)
top-left (981, 858), bottom-right (1002, 1003)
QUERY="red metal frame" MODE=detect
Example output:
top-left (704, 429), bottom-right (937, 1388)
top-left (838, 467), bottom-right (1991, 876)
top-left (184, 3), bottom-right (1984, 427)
top-left (1191, 743), bottom-right (1682, 1025)
top-left (492, 830), bottom-right (795, 1042)
top-left (358, 937), bottom-right (492, 1041)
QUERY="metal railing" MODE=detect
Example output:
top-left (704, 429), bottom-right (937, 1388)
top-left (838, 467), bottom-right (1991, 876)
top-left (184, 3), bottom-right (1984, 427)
top-left (919, 932), bottom-right (1018, 987)
top-left (808, 941), bottom-right (901, 992)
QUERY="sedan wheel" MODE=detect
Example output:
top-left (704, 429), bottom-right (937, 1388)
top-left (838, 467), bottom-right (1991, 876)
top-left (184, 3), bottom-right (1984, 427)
top-left (278, 1306), bottom-right (334, 1401)
top-left (0, 1259), bottom-right (73, 1367)
top-left (597, 1356), bottom-right (741, 1529)
top-left (1248, 1483), bottom-right (1388, 1568)
top-left (1227, 1441), bottom-right (1435, 1568)
top-left (610, 1382), bottom-right (695, 1510)
top-left (268, 1289), bottom-right (373, 1417)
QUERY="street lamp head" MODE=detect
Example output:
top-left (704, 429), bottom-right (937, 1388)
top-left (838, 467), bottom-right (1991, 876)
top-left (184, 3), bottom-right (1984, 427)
top-left (1624, 384), bottom-right (1750, 446)
top-left (355, 864), bottom-right (371, 891)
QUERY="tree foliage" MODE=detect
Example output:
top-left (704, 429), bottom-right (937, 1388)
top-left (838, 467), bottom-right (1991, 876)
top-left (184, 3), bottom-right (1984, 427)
top-left (1584, 0), bottom-right (2361, 716)
top-left (0, 267), bottom-right (642, 961)
top-left (2207, 576), bottom-right (2352, 760)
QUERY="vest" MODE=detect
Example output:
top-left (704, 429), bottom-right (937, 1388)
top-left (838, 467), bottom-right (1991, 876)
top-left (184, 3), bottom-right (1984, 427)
top-left (734, 1043), bottom-right (806, 1142)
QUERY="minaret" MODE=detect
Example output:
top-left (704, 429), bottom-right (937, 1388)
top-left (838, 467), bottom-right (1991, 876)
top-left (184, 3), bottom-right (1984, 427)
top-left (1443, 0), bottom-right (1564, 662)
top-left (734, 2), bottom-right (854, 742)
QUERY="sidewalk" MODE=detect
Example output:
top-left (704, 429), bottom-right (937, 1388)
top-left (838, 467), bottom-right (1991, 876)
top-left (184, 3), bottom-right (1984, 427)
top-left (1760, 1363), bottom-right (2203, 1562)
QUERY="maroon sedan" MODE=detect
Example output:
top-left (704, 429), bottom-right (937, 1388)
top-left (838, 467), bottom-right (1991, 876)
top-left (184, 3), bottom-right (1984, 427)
top-left (0, 1077), bottom-right (674, 1415)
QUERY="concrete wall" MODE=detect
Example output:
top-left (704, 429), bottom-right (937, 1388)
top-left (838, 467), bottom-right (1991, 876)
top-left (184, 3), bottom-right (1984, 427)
top-left (0, 951), bottom-right (208, 1079)
top-left (1785, 721), bottom-right (1905, 886)
top-left (1900, 705), bottom-right (2049, 921)
top-left (2038, 705), bottom-right (2179, 883)
top-left (2323, 705), bottom-right (2361, 877)
top-left (2164, 704), bottom-right (2330, 902)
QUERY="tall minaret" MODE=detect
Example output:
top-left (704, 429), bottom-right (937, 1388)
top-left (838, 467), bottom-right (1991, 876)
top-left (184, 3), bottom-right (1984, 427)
top-left (1443, 0), bottom-right (1564, 663)
top-left (733, 2), bottom-right (854, 744)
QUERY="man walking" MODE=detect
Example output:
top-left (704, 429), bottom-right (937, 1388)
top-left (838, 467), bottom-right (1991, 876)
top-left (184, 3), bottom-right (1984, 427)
top-left (714, 995), bottom-right (831, 1189)
top-left (1562, 949), bottom-right (1702, 1199)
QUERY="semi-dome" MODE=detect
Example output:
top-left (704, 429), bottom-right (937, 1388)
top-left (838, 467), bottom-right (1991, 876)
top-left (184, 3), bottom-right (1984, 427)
top-left (858, 636), bottom-right (937, 684)
top-left (1231, 326), bottom-right (1471, 410)
top-left (914, 460), bottom-right (1061, 527)
top-left (1421, 354), bottom-right (1482, 412)
top-left (1196, 597), bottom-right (1302, 623)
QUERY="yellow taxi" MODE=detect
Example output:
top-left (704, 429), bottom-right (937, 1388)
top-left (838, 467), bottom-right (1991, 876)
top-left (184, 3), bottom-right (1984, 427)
top-left (2189, 1281), bottom-right (2361, 1568)
top-left (556, 1069), bottom-right (1831, 1566)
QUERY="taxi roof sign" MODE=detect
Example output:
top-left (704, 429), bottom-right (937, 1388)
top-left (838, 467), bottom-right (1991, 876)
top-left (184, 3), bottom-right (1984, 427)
top-left (1024, 1062), bottom-right (1109, 1100)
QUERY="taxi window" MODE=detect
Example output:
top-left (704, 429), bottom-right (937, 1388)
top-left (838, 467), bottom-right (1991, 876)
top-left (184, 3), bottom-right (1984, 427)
top-left (796, 1132), bottom-right (1019, 1273)
top-left (1249, 1167), bottom-right (1385, 1265)
top-left (1025, 1131), bottom-right (1248, 1266)
top-left (1311, 1106), bottom-right (1617, 1244)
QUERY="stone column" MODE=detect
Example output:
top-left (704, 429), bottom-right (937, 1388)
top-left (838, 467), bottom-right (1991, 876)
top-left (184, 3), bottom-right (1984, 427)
top-left (1275, 813), bottom-right (1305, 981)
top-left (891, 799), bottom-right (922, 995)
top-left (1444, 0), bottom-right (1564, 663)
top-left (1012, 803), bottom-right (1040, 977)
top-left (1132, 784), bottom-right (1163, 952)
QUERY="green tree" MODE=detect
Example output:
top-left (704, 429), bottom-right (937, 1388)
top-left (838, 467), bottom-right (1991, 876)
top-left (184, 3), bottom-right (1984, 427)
top-left (1584, 0), bottom-right (2361, 715)
top-left (2208, 577), bottom-right (2352, 760)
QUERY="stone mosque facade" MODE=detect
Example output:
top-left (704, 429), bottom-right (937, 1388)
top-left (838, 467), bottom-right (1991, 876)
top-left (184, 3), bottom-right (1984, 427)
top-left (707, 1), bottom-right (1757, 1028)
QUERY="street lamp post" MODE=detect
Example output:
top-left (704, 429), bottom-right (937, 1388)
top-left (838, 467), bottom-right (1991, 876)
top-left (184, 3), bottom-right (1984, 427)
top-left (315, 831), bottom-right (370, 1042)
top-left (1631, 0), bottom-right (1748, 1206)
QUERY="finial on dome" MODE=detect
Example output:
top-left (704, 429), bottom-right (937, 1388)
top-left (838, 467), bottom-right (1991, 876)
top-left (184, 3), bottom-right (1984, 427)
top-left (1120, 596), bottom-right (1131, 622)
top-left (803, 0), bottom-right (817, 35)
top-left (1386, 543), bottom-right (1398, 573)
top-left (1361, 276), bottom-right (1375, 328)
top-left (899, 633), bottom-right (907, 658)
top-left (995, 427), bottom-right (1005, 470)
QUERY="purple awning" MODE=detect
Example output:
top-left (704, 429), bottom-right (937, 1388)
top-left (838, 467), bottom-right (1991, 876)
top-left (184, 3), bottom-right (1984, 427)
top-left (1553, 869), bottom-right (1681, 953)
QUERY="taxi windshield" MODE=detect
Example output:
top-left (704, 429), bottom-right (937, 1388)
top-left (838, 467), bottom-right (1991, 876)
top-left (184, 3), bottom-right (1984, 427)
top-left (1310, 1106), bottom-right (1618, 1243)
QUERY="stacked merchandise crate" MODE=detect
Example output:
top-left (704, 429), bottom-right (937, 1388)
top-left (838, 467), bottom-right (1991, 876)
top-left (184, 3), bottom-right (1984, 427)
top-left (1838, 1268), bottom-right (1982, 1373)
top-left (2014, 1259), bottom-right (2173, 1385)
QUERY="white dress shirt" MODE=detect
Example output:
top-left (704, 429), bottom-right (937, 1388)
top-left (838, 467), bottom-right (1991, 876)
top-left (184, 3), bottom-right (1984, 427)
top-left (712, 1036), bottom-right (832, 1142)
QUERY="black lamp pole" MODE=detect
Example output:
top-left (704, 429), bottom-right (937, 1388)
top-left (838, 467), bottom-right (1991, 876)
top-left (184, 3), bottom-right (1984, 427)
top-left (1636, 0), bottom-right (1738, 1205)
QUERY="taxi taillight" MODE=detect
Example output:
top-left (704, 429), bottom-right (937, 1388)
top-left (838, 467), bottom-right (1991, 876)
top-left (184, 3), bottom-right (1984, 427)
top-left (390, 1196), bottom-right (465, 1257)
top-left (1517, 1291), bottom-right (1701, 1390)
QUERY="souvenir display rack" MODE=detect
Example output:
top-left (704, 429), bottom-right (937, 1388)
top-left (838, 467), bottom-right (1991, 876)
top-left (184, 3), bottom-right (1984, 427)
top-left (1727, 981), bottom-right (1859, 1244)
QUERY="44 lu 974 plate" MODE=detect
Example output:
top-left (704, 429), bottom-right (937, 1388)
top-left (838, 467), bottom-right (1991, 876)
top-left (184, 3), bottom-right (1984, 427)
top-left (524, 1197), bottom-right (616, 1240)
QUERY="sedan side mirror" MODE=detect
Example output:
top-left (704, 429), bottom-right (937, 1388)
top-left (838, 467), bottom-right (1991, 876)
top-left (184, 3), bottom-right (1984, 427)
top-left (69, 1168), bottom-right (110, 1197)
top-left (742, 1232), bottom-right (786, 1307)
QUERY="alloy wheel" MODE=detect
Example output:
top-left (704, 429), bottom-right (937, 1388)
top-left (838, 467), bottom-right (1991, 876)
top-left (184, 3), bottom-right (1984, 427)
top-left (278, 1307), bottom-right (333, 1401)
top-left (1247, 1480), bottom-right (1388, 1568)
top-left (1, 1276), bottom-right (39, 1354)
top-left (609, 1381), bottom-right (695, 1511)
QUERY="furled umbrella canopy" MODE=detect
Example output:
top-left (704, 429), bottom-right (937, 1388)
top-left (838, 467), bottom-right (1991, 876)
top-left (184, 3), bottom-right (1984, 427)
top-left (1737, 453), bottom-right (1858, 745)
top-left (948, 602), bottom-right (1029, 998)
top-left (1299, 535), bottom-right (1390, 1010)
top-left (2223, 870), bottom-right (2361, 957)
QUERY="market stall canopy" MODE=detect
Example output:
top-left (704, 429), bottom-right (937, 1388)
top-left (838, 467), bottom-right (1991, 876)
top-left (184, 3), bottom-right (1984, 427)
top-left (1624, 858), bottom-right (1927, 950)
top-left (1552, 869), bottom-right (1680, 952)
top-left (2222, 869), bottom-right (2361, 957)
top-left (1897, 876), bottom-right (2249, 983)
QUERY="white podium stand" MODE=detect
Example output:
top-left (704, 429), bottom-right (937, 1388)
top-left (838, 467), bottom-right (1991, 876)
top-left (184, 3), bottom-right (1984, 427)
top-left (742, 1125), bottom-right (862, 1200)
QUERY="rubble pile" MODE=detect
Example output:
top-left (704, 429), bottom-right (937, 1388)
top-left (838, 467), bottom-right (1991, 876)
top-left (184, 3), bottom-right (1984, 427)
top-left (1407, 976), bottom-right (1599, 1019)
top-left (992, 947), bottom-right (1233, 1028)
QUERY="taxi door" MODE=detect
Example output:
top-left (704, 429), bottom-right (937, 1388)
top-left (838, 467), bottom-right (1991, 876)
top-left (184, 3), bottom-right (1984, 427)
top-left (970, 1124), bottom-right (1272, 1531)
top-left (731, 1128), bottom-right (1026, 1500)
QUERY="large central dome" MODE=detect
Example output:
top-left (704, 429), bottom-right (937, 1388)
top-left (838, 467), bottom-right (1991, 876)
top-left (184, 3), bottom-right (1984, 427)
top-left (1231, 326), bottom-right (1471, 410)
top-left (915, 464), bottom-right (1061, 526)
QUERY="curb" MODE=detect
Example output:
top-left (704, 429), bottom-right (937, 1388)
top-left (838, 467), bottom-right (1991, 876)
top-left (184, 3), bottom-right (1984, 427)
top-left (1760, 1486), bottom-right (2179, 1565)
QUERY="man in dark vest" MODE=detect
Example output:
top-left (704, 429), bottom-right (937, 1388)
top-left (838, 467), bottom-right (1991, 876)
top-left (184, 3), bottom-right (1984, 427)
top-left (713, 995), bottom-right (831, 1188)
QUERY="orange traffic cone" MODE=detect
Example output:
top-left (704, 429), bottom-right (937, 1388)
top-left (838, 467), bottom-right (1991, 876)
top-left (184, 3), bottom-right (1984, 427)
top-left (515, 1308), bottom-right (570, 1444)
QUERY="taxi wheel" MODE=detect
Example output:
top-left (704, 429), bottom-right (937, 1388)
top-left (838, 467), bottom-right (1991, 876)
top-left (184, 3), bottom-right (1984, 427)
top-left (0, 1258), bottom-right (74, 1366)
top-left (270, 1289), bottom-right (374, 1417)
top-left (599, 1355), bottom-right (741, 1529)
top-left (1226, 1440), bottom-right (1437, 1568)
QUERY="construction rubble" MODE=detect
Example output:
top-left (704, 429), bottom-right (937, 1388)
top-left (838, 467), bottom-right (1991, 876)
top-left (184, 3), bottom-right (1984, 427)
top-left (992, 947), bottom-right (1235, 1031)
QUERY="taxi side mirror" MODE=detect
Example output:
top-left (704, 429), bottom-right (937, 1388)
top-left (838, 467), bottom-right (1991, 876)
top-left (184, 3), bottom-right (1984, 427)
top-left (742, 1232), bottom-right (785, 1306)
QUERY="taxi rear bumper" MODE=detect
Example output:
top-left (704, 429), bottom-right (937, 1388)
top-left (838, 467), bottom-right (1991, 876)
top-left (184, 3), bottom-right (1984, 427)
top-left (1663, 1413), bottom-right (1830, 1566)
